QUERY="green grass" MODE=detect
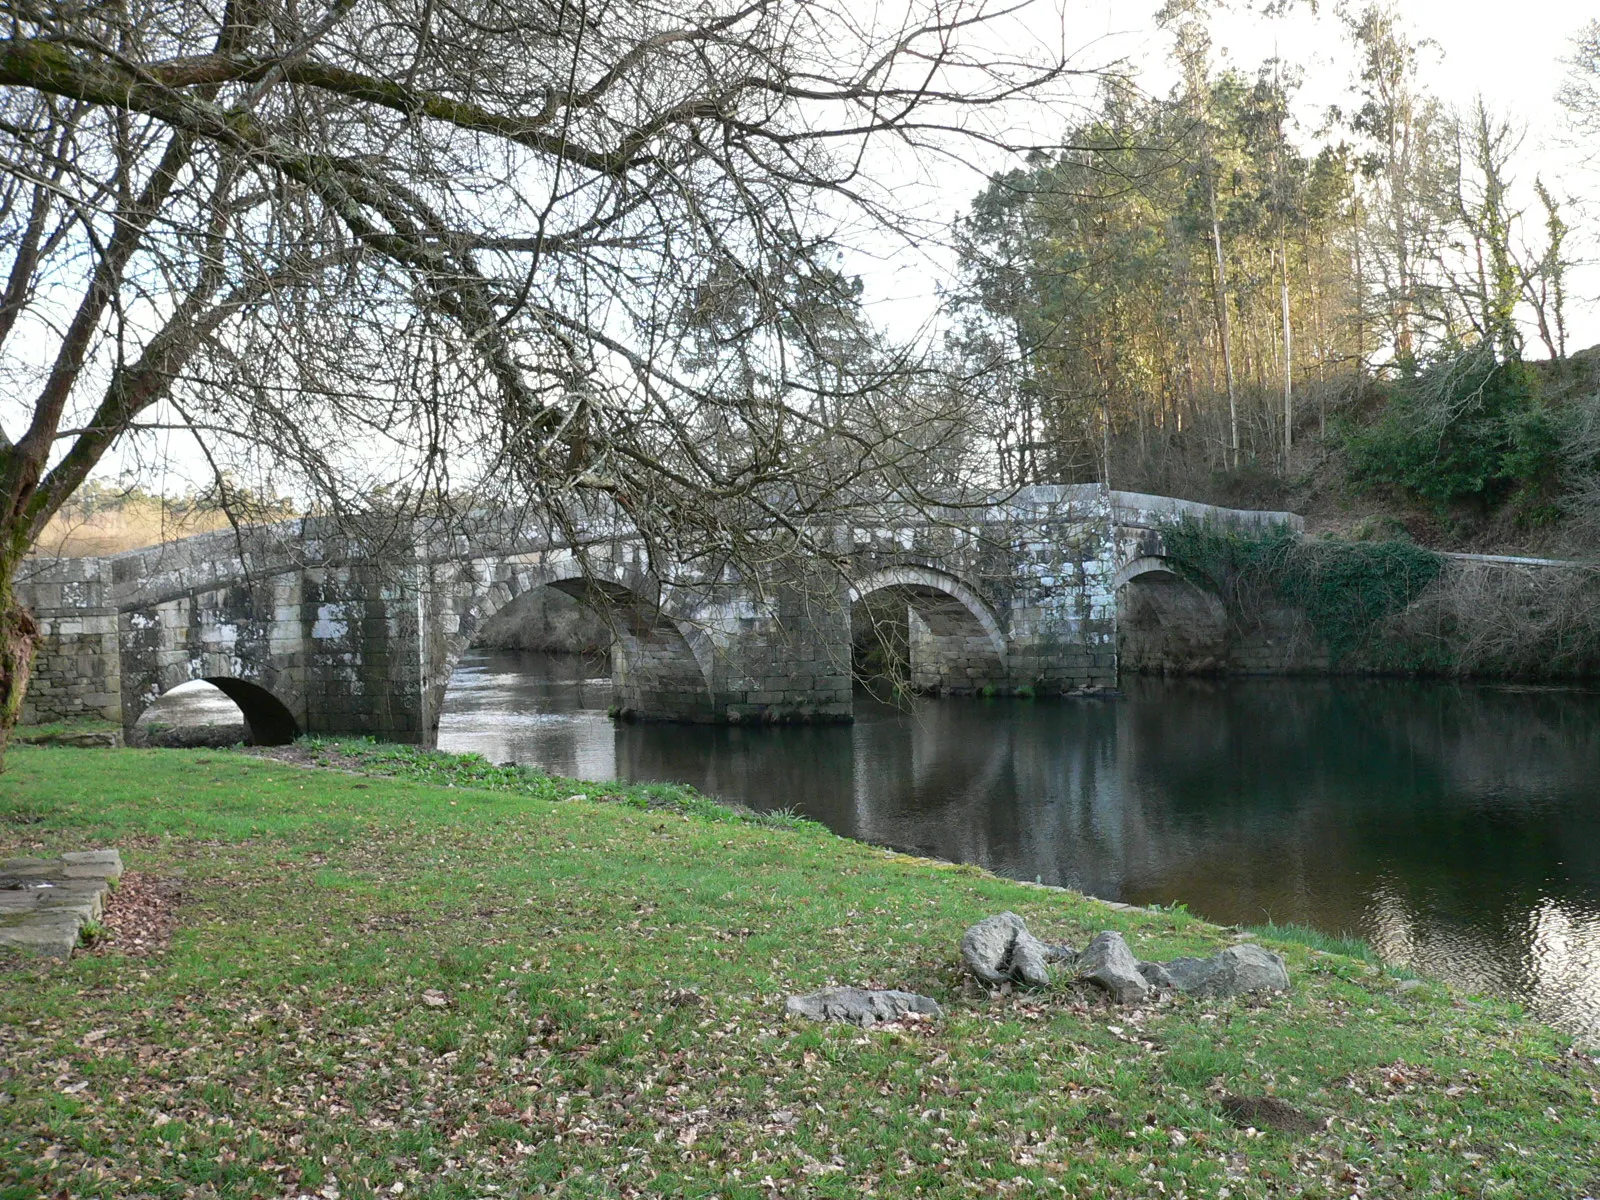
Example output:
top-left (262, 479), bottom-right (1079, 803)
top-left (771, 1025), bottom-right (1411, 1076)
top-left (2, 744), bottom-right (1597, 1199)
top-left (1243, 922), bottom-right (1382, 964)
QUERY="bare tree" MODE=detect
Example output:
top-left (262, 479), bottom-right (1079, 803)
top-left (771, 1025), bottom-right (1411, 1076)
top-left (1558, 18), bottom-right (1600, 159)
top-left (0, 0), bottom-right (1101, 750)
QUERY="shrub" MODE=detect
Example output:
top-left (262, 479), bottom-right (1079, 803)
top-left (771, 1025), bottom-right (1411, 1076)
top-left (1274, 537), bottom-right (1445, 663)
top-left (1385, 559), bottom-right (1600, 678)
top-left (1345, 345), bottom-right (1559, 516)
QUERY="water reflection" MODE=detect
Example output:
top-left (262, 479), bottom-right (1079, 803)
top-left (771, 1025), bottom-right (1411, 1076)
top-left (439, 649), bottom-right (1600, 1040)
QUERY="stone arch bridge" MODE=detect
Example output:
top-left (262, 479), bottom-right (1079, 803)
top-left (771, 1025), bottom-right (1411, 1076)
top-left (18, 487), bottom-right (1300, 744)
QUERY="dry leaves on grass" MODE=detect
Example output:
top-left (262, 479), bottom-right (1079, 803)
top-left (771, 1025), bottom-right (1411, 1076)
top-left (89, 871), bottom-right (182, 956)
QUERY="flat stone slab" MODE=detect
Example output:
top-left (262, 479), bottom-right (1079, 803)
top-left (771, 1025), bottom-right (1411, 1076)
top-left (16, 729), bottom-right (123, 748)
top-left (785, 987), bottom-right (944, 1027)
top-left (0, 850), bottom-right (122, 960)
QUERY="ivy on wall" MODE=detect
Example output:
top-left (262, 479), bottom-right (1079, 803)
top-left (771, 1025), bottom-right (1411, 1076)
top-left (1159, 517), bottom-right (1445, 665)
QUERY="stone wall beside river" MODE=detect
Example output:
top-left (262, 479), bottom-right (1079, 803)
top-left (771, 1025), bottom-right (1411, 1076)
top-left (1116, 573), bottom-right (1331, 676)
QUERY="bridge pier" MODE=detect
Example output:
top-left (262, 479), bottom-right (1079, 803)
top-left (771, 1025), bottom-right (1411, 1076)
top-left (698, 574), bottom-right (854, 724)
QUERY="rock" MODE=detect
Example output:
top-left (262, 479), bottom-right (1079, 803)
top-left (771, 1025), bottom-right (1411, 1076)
top-left (16, 729), bottom-right (122, 748)
top-left (128, 722), bottom-right (245, 749)
top-left (0, 911), bottom-right (82, 958)
top-left (1009, 931), bottom-right (1052, 988)
top-left (784, 987), bottom-right (943, 1027)
top-left (1078, 931), bottom-right (1151, 1004)
top-left (960, 912), bottom-right (1054, 988)
top-left (1160, 944), bottom-right (1289, 998)
top-left (961, 912), bottom-right (1023, 985)
top-left (1137, 960), bottom-right (1175, 989)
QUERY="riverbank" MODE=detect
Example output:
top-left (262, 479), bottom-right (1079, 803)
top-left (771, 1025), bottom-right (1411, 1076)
top-left (2, 744), bottom-right (1597, 1197)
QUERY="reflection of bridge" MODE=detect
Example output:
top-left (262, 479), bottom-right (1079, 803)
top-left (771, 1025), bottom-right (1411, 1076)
top-left (18, 487), bottom-right (1300, 743)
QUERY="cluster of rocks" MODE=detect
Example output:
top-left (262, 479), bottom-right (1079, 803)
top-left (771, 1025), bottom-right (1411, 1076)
top-left (961, 910), bottom-right (1289, 1005)
top-left (786, 909), bottom-right (1288, 1025)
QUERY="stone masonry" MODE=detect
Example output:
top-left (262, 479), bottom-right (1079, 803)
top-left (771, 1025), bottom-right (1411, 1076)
top-left (0, 850), bottom-right (123, 959)
top-left (17, 556), bottom-right (122, 724)
top-left (18, 487), bottom-right (1304, 742)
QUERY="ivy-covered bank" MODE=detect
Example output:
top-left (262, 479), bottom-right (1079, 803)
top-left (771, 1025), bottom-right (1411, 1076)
top-left (3, 743), bottom-right (1599, 1198)
top-left (1157, 517), bottom-right (1600, 678)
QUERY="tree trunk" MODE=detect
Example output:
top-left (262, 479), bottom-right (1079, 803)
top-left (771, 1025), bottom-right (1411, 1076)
top-left (1280, 231), bottom-right (1293, 473)
top-left (1208, 180), bottom-right (1239, 470)
top-left (0, 570), bottom-right (40, 770)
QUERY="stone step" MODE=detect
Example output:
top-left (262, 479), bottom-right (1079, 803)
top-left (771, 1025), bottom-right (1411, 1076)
top-left (0, 849), bottom-right (122, 961)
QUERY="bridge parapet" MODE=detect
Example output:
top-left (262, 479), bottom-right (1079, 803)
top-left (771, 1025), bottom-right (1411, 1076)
top-left (1108, 491), bottom-right (1303, 588)
top-left (1109, 490), bottom-right (1304, 533)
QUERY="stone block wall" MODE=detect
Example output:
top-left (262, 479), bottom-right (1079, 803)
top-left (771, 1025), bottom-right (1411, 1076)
top-left (906, 610), bottom-right (1010, 693)
top-left (986, 486), bottom-right (1119, 694)
top-left (17, 558), bottom-right (121, 724)
top-left (298, 563), bottom-right (429, 739)
top-left (686, 573), bottom-right (854, 723)
top-left (472, 585), bottom-right (613, 654)
top-left (1225, 603), bottom-right (1331, 674)
top-left (611, 622), bottom-right (718, 721)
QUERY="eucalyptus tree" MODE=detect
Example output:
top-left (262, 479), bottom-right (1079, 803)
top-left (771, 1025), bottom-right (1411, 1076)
top-left (1558, 18), bottom-right (1600, 156)
top-left (0, 0), bottom-right (1096, 747)
top-left (1342, 2), bottom-right (1456, 365)
top-left (956, 54), bottom-right (1359, 490)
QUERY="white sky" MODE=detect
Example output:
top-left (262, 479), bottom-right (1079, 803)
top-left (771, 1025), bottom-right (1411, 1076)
top-left (852, 0), bottom-right (1600, 351)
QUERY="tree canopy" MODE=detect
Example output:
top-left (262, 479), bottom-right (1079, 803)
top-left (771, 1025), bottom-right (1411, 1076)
top-left (951, 3), bottom-right (1579, 503)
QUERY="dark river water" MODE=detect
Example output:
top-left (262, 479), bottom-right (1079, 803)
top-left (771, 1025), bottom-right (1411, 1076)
top-left (427, 649), bottom-right (1600, 1040)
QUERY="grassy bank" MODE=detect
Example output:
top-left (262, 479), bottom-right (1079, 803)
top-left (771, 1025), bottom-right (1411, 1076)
top-left (2, 746), bottom-right (1596, 1199)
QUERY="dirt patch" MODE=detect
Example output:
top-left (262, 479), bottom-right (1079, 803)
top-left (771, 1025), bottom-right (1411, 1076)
top-left (90, 872), bottom-right (183, 956)
top-left (249, 744), bottom-right (381, 773)
top-left (1218, 1093), bottom-right (1322, 1134)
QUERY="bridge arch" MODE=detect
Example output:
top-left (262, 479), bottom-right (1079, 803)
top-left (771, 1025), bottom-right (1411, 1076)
top-left (1113, 555), bottom-right (1185, 590)
top-left (131, 676), bottom-right (301, 746)
top-left (114, 576), bottom-right (309, 745)
top-left (1113, 558), bottom-right (1228, 675)
top-left (433, 556), bottom-right (718, 732)
top-left (849, 565), bottom-right (1008, 693)
top-left (202, 678), bottom-right (301, 744)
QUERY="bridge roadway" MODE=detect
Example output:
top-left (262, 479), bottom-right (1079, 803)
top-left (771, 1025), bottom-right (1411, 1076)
top-left (17, 487), bottom-right (1301, 744)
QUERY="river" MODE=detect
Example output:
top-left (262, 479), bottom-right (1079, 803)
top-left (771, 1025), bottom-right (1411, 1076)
top-left (437, 648), bottom-right (1600, 1041)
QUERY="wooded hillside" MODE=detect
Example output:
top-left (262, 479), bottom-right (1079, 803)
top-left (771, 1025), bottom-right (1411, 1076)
top-left (950, 4), bottom-right (1599, 555)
